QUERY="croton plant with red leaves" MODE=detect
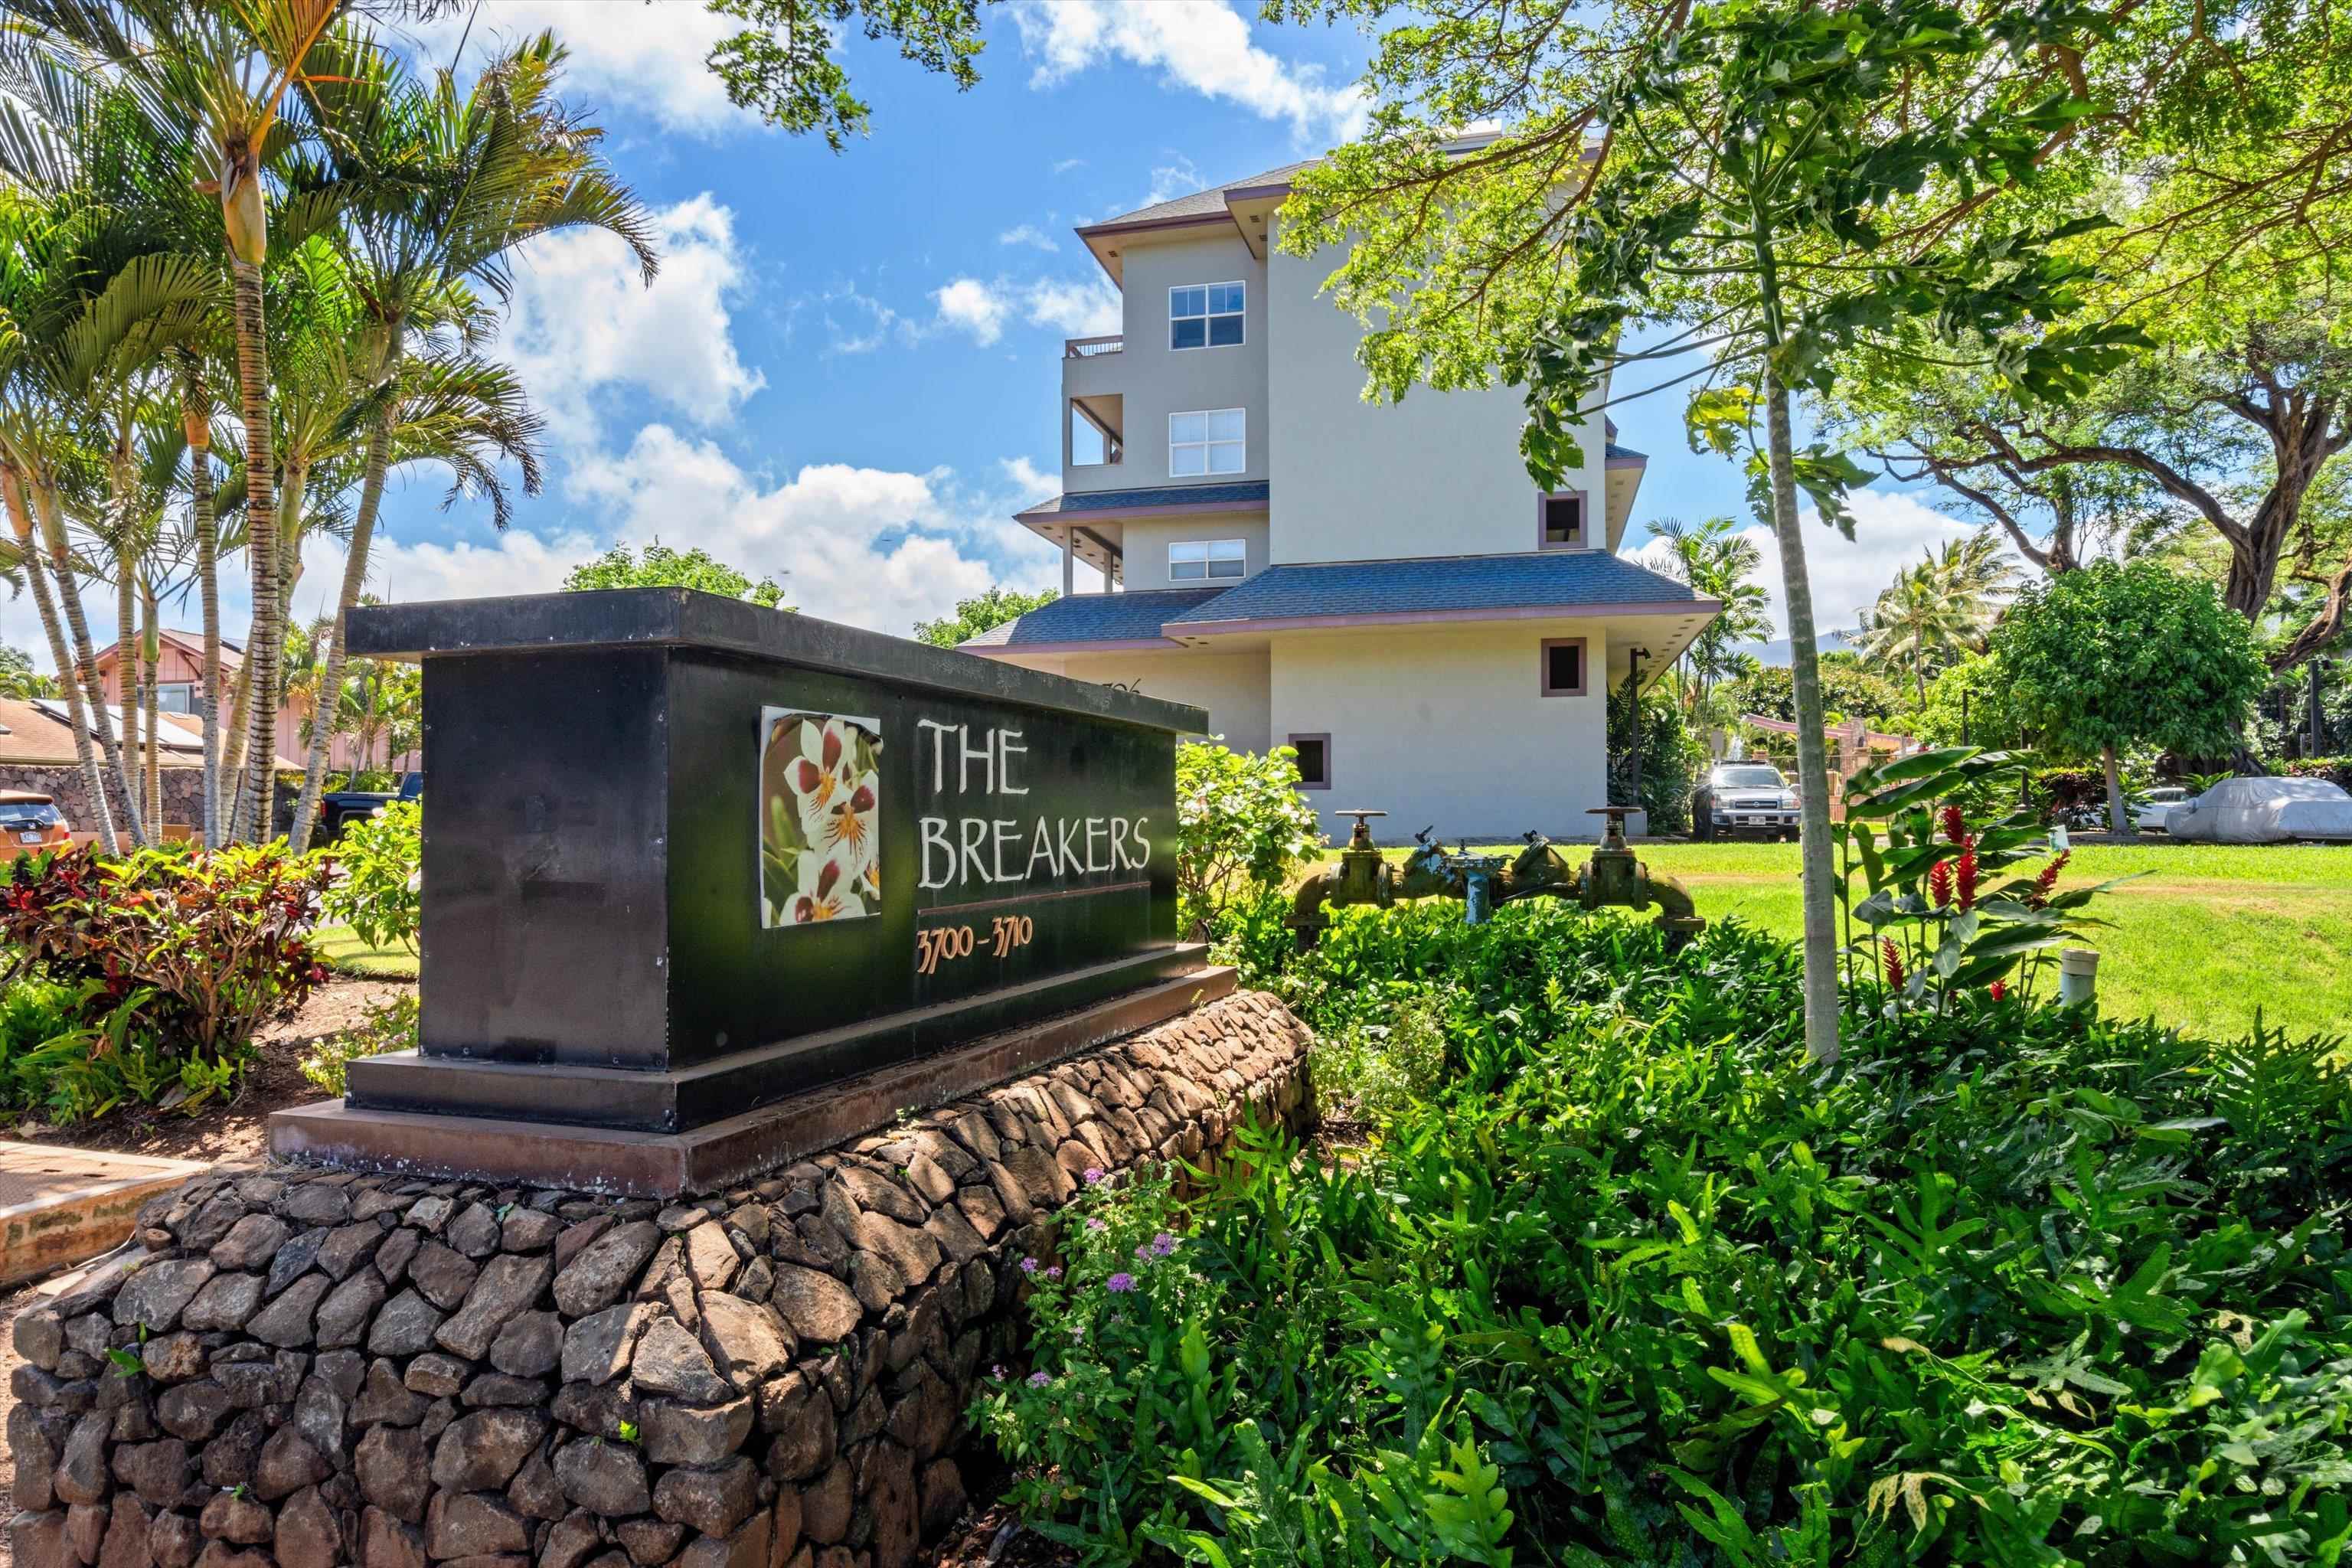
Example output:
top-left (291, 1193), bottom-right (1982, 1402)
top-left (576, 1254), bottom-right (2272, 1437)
top-left (1, 843), bottom-right (335, 1066)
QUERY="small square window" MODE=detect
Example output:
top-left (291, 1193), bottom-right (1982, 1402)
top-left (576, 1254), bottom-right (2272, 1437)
top-left (1540, 639), bottom-right (1586, 697)
top-left (1171, 409), bottom-right (1245, 476)
top-left (1171, 281), bottom-right (1245, 351)
top-left (1539, 492), bottom-right (1584, 549)
top-left (1289, 733), bottom-right (1331, 791)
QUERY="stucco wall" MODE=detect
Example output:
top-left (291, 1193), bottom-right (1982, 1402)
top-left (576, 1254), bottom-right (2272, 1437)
top-left (1268, 622), bottom-right (1611, 842)
top-left (1067, 232), bottom-right (1269, 495)
top-left (1114, 514), bottom-right (1269, 591)
top-left (989, 648), bottom-right (1272, 756)
top-left (1264, 238), bottom-right (1607, 565)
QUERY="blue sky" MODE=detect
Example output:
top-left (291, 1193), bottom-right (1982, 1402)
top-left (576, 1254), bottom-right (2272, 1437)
top-left (13, 0), bottom-right (1983, 665)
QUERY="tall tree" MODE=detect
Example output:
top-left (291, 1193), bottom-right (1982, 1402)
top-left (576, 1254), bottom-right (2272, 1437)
top-left (1644, 516), bottom-right (1769, 724)
top-left (283, 30), bottom-right (649, 851)
top-left (912, 584), bottom-right (1057, 648)
top-left (1994, 559), bottom-right (2268, 835)
top-left (1276, 0), bottom-right (2138, 1063)
top-left (564, 540), bottom-right (788, 606)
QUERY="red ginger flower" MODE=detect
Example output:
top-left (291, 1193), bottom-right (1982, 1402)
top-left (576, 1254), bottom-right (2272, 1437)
top-left (1882, 937), bottom-right (1906, 988)
top-left (1940, 805), bottom-right (1968, 845)
top-left (1929, 859), bottom-right (1953, 909)
top-left (1988, 979), bottom-right (2007, 1001)
top-left (1956, 847), bottom-right (1978, 912)
top-left (2035, 850), bottom-right (2070, 897)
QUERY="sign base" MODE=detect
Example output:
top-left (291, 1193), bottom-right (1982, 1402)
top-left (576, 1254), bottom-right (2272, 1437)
top-left (271, 964), bottom-right (1236, 1197)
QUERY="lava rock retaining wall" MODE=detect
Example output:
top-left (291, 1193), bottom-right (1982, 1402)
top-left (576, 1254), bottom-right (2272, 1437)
top-left (7, 991), bottom-right (1312, 1568)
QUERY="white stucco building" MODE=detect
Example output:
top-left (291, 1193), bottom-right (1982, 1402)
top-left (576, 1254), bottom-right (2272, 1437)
top-left (962, 149), bottom-right (1723, 842)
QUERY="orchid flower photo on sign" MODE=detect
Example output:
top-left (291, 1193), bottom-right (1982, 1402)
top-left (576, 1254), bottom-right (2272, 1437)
top-left (760, 708), bottom-right (883, 928)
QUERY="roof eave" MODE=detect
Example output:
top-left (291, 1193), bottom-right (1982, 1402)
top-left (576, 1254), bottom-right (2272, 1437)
top-left (1168, 597), bottom-right (1723, 638)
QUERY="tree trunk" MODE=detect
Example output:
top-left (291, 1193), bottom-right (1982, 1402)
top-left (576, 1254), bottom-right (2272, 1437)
top-left (116, 537), bottom-right (142, 829)
top-left (36, 479), bottom-right (145, 847)
top-left (230, 255), bottom-right (281, 844)
top-left (219, 655), bottom-right (253, 833)
top-left (2102, 742), bottom-right (2134, 839)
top-left (2, 464), bottom-right (116, 851)
top-left (181, 364), bottom-right (224, 848)
top-left (142, 580), bottom-right (162, 833)
top-left (291, 410), bottom-right (391, 851)
top-left (1765, 368), bottom-right (1842, 1064)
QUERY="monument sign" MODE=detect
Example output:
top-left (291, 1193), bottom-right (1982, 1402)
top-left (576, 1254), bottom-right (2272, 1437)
top-left (272, 589), bottom-right (1212, 1192)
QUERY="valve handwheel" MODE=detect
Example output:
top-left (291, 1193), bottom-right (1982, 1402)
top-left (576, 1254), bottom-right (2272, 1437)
top-left (1337, 808), bottom-right (1387, 850)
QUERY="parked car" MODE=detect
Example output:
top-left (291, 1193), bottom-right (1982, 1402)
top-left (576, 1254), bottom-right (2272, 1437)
top-left (320, 771), bottom-right (421, 840)
top-left (1691, 763), bottom-right (1802, 841)
top-left (2134, 786), bottom-right (2193, 832)
top-left (0, 789), bottom-right (75, 854)
top-left (2166, 776), bottom-right (2352, 843)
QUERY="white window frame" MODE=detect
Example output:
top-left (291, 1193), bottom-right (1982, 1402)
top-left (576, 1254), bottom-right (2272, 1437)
top-left (1168, 408), bottom-right (1246, 477)
top-left (1169, 539), bottom-right (1246, 582)
top-left (155, 681), bottom-right (196, 715)
top-left (1169, 282), bottom-right (1246, 351)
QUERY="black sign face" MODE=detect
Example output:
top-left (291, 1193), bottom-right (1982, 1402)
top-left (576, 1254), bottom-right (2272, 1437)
top-left (347, 590), bottom-right (1200, 1134)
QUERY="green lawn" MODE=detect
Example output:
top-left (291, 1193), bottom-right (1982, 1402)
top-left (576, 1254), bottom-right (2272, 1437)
top-left (1325, 839), bottom-right (2352, 1041)
top-left (313, 923), bottom-right (420, 979)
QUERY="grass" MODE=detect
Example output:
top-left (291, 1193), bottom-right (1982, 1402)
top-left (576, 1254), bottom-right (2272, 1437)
top-left (312, 923), bottom-right (419, 979)
top-left (1322, 838), bottom-right (2352, 1042)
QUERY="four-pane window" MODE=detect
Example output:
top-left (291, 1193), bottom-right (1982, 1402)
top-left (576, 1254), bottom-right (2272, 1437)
top-left (1169, 409), bottom-right (1246, 475)
top-left (1170, 282), bottom-right (1245, 350)
top-left (1170, 540), bottom-right (1246, 581)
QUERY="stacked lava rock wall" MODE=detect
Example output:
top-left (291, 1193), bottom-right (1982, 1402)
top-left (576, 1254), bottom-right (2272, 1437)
top-left (6, 991), bottom-right (1312, 1568)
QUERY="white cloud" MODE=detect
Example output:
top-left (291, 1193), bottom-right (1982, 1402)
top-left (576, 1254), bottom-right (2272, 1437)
top-left (1011, 0), bottom-right (1367, 141)
top-left (1050, 157), bottom-right (1087, 175)
top-left (816, 283), bottom-right (916, 356)
top-left (933, 278), bottom-right (1014, 347)
top-left (1135, 155), bottom-right (1204, 213)
top-left (998, 223), bottom-right (1060, 252)
top-left (999, 456), bottom-right (1057, 504)
top-left (566, 424), bottom-right (1058, 631)
top-left (1633, 488), bottom-right (1981, 644)
top-left (500, 194), bottom-right (764, 442)
top-left (934, 275), bottom-right (1120, 344)
top-left (1021, 277), bottom-right (1121, 338)
top-left (343, 528), bottom-right (601, 606)
top-left (403, 2), bottom-right (746, 136)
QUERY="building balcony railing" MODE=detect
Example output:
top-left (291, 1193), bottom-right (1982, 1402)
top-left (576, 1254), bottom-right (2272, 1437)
top-left (1064, 334), bottom-right (1123, 359)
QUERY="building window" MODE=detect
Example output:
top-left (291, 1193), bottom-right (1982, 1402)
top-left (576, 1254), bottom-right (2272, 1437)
top-left (1289, 733), bottom-right (1331, 791)
top-left (1169, 539), bottom-right (1246, 581)
top-left (1170, 282), bottom-right (1245, 350)
top-left (1537, 491), bottom-right (1586, 549)
top-left (1540, 638), bottom-right (1587, 698)
top-left (155, 682), bottom-right (195, 715)
top-left (1169, 409), bottom-right (1245, 476)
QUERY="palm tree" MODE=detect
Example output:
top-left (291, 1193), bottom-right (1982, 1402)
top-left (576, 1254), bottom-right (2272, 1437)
top-left (283, 30), bottom-right (653, 849)
top-left (1649, 515), bottom-right (1774, 742)
top-left (8, 0), bottom-right (403, 841)
top-left (1852, 529), bottom-right (2018, 709)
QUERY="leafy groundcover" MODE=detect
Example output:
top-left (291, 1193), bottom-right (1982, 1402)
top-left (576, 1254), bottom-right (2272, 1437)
top-left (980, 902), bottom-right (2352, 1566)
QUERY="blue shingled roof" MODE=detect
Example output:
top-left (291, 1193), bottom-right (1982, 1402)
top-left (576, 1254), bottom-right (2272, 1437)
top-left (1606, 442), bottom-right (1646, 462)
top-left (959, 588), bottom-right (1231, 648)
top-left (1019, 481), bottom-right (1270, 516)
top-left (1164, 552), bottom-right (1701, 629)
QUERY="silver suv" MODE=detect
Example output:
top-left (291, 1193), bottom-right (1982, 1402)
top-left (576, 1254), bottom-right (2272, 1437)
top-left (1693, 763), bottom-right (1802, 841)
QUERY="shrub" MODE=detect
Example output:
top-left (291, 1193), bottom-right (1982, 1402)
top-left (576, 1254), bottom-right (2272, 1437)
top-left (2283, 754), bottom-right (2352, 790)
top-left (300, 990), bottom-right (420, 1096)
top-left (0, 844), bottom-right (332, 1119)
top-left (320, 799), bottom-right (421, 955)
top-left (1174, 742), bottom-right (1323, 942)
top-left (1608, 682), bottom-right (1705, 833)
top-left (1308, 992), bottom-right (1446, 1126)
top-left (985, 899), bottom-right (2352, 1565)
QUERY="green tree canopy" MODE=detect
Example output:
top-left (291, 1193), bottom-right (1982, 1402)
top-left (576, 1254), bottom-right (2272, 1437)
top-left (1993, 558), bottom-right (2266, 831)
top-left (563, 539), bottom-right (789, 608)
top-left (911, 585), bottom-right (1055, 648)
top-left (704, 0), bottom-right (989, 146)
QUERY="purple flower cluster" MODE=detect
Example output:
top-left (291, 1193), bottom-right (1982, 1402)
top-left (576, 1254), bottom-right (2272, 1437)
top-left (1083, 1167), bottom-right (1106, 1185)
top-left (1106, 1272), bottom-right (1136, 1294)
top-left (1020, 1256), bottom-right (1040, 1274)
top-left (1027, 1370), bottom-right (1052, 1388)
